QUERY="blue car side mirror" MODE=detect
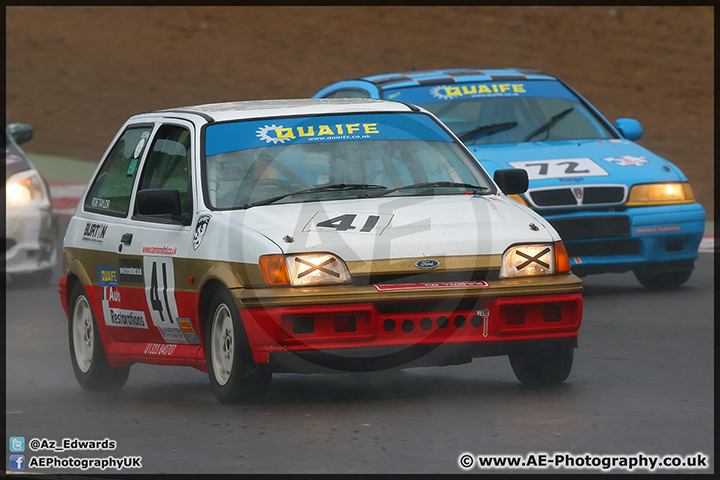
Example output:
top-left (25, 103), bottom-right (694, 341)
top-left (615, 118), bottom-right (643, 141)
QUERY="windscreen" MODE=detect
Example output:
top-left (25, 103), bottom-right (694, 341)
top-left (203, 112), bottom-right (495, 209)
top-left (384, 80), bottom-right (616, 145)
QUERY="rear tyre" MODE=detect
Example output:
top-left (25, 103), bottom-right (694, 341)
top-left (634, 268), bottom-right (693, 290)
top-left (509, 345), bottom-right (574, 387)
top-left (68, 283), bottom-right (130, 391)
top-left (206, 288), bottom-right (272, 404)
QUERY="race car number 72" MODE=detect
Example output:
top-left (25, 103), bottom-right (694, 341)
top-left (508, 158), bottom-right (609, 180)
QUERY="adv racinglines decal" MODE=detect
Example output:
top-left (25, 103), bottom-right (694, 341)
top-left (143, 257), bottom-right (187, 344)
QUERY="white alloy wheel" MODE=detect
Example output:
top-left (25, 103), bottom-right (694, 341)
top-left (72, 295), bottom-right (94, 373)
top-left (211, 304), bottom-right (235, 386)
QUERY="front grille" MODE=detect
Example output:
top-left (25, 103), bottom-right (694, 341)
top-left (528, 185), bottom-right (627, 208)
top-left (548, 215), bottom-right (631, 240)
top-left (566, 239), bottom-right (640, 257)
top-left (357, 269), bottom-right (495, 286)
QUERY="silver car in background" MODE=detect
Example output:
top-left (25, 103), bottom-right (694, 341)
top-left (4, 123), bottom-right (58, 284)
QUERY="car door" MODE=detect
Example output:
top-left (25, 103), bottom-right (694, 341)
top-left (115, 120), bottom-right (201, 348)
top-left (70, 123), bottom-right (153, 345)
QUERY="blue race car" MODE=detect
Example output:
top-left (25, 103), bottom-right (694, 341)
top-left (314, 68), bottom-right (706, 288)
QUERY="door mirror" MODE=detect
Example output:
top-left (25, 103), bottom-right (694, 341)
top-left (615, 118), bottom-right (643, 141)
top-left (494, 168), bottom-right (529, 195)
top-left (7, 123), bottom-right (34, 145)
top-left (136, 189), bottom-right (182, 216)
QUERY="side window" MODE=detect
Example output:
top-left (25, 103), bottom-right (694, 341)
top-left (135, 124), bottom-right (193, 220)
top-left (323, 89), bottom-right (371, 99)
top-left (84, 125), bottom-right (152, 216)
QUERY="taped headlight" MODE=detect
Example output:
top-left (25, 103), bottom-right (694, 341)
top-left (6, 169), bottom-right (49, 205)
top-left (626, 182), bottom-right (695, 206)
top-left (500, 243), bottom-right (556, 279)
top-left (259, 253), bottom-right (351, 286)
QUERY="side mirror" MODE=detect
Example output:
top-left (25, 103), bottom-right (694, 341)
top-left (136, 189), bottom-right (182, 216)
top-left (615, 118), bottom-right (643, 141)
top-left (7, 123), bottom-right (34, 145)
top-left (494, 168), bottom-right (529, 195)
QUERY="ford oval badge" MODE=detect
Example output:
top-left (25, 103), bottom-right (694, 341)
top-left (415, 259), bottom-right (440, 270)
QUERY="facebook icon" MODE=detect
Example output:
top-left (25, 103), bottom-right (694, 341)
top-left (9, 455), bottom-right (25, 470)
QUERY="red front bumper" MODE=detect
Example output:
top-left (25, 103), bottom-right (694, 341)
top-left (240, 292), bottom-right (582, 369)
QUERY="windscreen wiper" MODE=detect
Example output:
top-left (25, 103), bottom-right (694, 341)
top-left (370, 181), bottom-right (490, 198)
top-left (522, 107), bottom-right (574, 142)
top-left (457, 121), bottom-right (518, 142)
top-left (242, 183), bottom-right (387, 208)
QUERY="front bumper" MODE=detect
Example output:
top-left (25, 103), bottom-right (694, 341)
top-left (543, 203), bottom-right (706, 275)
top-left (237, 289), bottom-right (582, 372)
top-left (4, 202), bottom-right (57, 275)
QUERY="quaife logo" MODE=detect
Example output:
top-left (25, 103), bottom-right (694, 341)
top-left (430, 83), bottom-right (526, 100)
top-left (256, 122), bottom-right (379, 144)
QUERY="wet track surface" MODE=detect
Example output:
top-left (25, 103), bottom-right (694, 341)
top-left (5, 217), bottom-right (714, 474)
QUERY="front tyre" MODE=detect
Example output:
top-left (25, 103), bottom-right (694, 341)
top-left (68, 283), bottom-right (130, 391)
top-left (634, 268), bottom-right (693, 290)
top-left (509, 345), bottom-right (574, 387)
top-left (206, 288), bottom-right (271, 404)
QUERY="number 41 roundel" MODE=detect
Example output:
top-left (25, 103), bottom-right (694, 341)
top-left (303, 212), bottom-right (393, 235)
top-left (142, 256), bottom-right (188, 344)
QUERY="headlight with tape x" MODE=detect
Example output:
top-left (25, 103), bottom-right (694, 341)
top-left (500, 242), bottom-right (571, 278)
top-left (259, 253), bottom-right (352, 286)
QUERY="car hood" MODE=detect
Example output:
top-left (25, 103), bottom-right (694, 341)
top-left (467, 139), bottom-right (687, 187)
top-left (221, 194), bottom-right (558, 262)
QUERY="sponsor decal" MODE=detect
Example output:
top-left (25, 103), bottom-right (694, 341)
top-left (104, 286), bottom-right (121, 303)
top-left (508, 158), bottom-right (608, 180)
top-left (105, 307), bottom-right (148, 329)
top-left (143, 343), bottom-right (178, 356)
top-left (477, 308), bottom-right (490, 337)
top-left (178, 318), bottom-right (201, 345)
top-left (373, 281), bottom-right (489, 292)
top-left (82, 222), bottom-right (108, 243)
top-left (415, 259), bottom-right (440, 270)
top-left (141, 245), bottom-right (178, 255)
top-left (256, 122), bottom-right (380, 145)
top-left (118, 258), bottom-right (143, 283)
top-left (90, 197), bottom-right (111, 209)
top-left (133, 131), bottom-right (150, 158)
top-left (207, 113), bottom-right (452, 156)
top-left (430, 83), bottom-right (526, 101)
top-left (98, 267), bottom-right (118, 286)
top-left (193, 214), bottom-right (211, 250)
top-left (602, 155), bottom-right (648, 167)
top-left (634, 225), bottom-right (682, 234)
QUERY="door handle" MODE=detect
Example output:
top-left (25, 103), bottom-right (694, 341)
top-left (118, 233), bottom-right (133, 252)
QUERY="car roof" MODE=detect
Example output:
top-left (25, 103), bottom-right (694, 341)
top-left (356, 68), bottom-right (557, 89)
top-left (138, 98), bottom-right (420, 123)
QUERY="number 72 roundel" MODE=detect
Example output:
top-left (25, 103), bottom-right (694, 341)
top-left (508, 158), bottom-right (609, 180)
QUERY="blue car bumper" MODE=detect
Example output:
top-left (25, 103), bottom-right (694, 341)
top-left (543, 203), bottom-right (706, 276)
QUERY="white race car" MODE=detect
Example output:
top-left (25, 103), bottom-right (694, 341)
top-left (5, 123), bottom-right (58, 285)
top-left (58, 98), bottom-right (583, 403)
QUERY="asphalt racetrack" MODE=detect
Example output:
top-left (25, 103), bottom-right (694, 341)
top-left (5, 214), bottom-right (714, 474)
